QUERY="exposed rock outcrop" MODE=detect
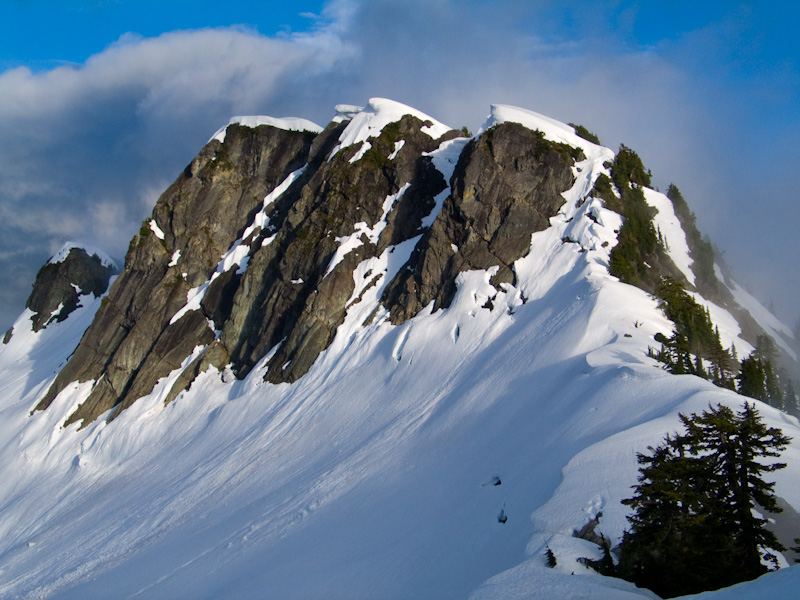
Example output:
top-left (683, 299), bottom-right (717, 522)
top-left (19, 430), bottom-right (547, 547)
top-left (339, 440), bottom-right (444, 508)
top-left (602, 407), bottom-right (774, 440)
top-left (34, 103), bottom-right (580, 428)
top-left (382, 123), bottom-right (577, 323)
top-left (219, 114), bottom-right (458, 385)
top-left (25, 246), bottom-right (118, 332)
top-left (35, 123), bottom-right (318, 425)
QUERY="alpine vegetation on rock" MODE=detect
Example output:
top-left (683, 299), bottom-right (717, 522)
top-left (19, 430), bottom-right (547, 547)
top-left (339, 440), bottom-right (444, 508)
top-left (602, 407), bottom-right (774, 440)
top-left (0, 99), bottom-right (798, 600)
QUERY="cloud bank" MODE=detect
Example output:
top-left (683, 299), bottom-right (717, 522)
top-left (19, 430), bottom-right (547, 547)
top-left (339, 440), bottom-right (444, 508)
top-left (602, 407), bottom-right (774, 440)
top-left (1, 0), bottom-right (797, 335)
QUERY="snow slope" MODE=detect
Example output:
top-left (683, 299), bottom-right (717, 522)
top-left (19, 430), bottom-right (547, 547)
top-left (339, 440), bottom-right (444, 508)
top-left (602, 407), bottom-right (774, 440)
top-left (722, 268), bottom-right (797, 360)
top-left (0, 104), bottom-right (797, 600)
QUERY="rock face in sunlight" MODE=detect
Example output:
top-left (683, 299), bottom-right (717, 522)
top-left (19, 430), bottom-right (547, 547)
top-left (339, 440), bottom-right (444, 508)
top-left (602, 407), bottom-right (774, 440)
top-left (34, 123), bottom-right (318, 426)
top-left (32, 103), bottom-right (585, 427)
top-left (382, 122), bottom-right (576, 324)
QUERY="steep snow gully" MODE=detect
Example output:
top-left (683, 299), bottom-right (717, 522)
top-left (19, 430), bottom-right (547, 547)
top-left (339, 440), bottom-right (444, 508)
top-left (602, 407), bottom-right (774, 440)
top-left (0, 99), bottom-right (798, 599)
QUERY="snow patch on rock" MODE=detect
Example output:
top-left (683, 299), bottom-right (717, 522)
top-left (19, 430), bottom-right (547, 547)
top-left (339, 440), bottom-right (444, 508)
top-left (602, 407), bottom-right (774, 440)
top-left (49, 241), bottom-right (118, 271)
top-left (210, 116), bottom-right (323, 144)
top-left (329, 97), bottom-right (452, 160)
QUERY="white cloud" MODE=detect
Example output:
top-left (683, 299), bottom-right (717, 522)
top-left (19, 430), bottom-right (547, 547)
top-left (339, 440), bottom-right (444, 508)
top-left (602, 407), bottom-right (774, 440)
top-left (0, 25), bottom-right (355, 329)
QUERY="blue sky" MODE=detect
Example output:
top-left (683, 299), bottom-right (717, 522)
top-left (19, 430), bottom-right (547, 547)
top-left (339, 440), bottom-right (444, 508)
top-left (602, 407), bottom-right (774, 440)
top-left (0, 0), bottom-right (798, 337)
top-left (1, 0), bottom-right (327, 69)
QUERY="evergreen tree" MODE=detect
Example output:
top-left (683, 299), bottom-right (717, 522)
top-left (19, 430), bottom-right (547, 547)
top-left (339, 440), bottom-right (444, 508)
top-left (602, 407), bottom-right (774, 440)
top-left (619, 435), bottom-right (722, 596)
top-left (612, 145), bottom-right (652, 188)
top-left (686, 404), bottom-right (789, 578)
top-left (694, 355), bottom-right (707, 379)
top-left (738, 355), bottom-right (768, 401)
top-left (666, 184), bottom-right (717, 297)
top-left (651, 277), bottom-right (733, 387)
top-left (710, 326), bottom-right (735, 388)
top-left (784, 379), bottom-right (800, 418)
top-left (545, 546), bottom-right (557, 568)
top-left (755, 334), bottom-right (777, 363)
top-left (738, 336), bottom-right (784, 408)
top-left (765, 361), bottom-right (784, 409)
top-left (607, 145), bottom-right (660, 288)
top-left (755, 336), bottom-right (781, 404)
top-left (618, 403), bottom-right (790, 597)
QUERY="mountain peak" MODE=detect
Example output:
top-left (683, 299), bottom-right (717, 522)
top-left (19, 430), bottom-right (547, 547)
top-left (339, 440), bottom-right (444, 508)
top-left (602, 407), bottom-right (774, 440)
top-left (0, 99), bottom-right (798, 600)
top-left (329, 97), bottom-right (453, 159)
top-left (209, 115), bottom-right (324, 144)
top-left (21, 243), bottom-right (118, 334)
top-left (48, 241), bottom-right (118, 270)
top-left (484, 104), bottom-right (608, 153)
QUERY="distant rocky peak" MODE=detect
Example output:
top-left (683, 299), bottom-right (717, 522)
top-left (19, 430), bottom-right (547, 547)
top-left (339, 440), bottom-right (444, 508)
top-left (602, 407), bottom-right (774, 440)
top-left (25, 243), bottom-right (119, 333)
top-left (48, 241), bottom-right (118, 271)
top-left (209, 115), bottom-right (323, 144)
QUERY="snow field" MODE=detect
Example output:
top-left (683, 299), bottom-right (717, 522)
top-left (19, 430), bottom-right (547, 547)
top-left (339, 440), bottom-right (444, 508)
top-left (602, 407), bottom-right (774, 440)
top-left (641, 187), bottom-right (695, 286)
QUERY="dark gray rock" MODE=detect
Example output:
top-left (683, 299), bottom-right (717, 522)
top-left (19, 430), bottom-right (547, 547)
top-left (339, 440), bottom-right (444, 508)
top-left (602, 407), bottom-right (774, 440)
top-left (35, 123), bottom-right (317, 427)
top-left (382, 122), bottom-right (577, 324)
top-left (33, 114), bottom-right (578, 429)
top-left (25, 247), bottom-right (118, 332)
top-left (216, 115), bottom-right (457, 384)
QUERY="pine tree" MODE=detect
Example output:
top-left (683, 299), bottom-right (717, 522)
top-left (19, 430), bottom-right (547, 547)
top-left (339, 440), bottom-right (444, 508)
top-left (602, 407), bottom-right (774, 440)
top-left (738, 355), bottom-right (768, 401)
top-left (752, 335), bottom-right (784, 408)
top-left (785, 379), bottom-right (800, 418)
top-left (765, 361), bottom-right (784, 409)
top-left (710, 326), bottom-right (734, 387)
top-left (545, 546), bottom-right (557, 568)
top-left (687, 404), bottom-right (789, 579)
top-left (619, 435), bottom-right (720, 596)
top-left (653, 277), bottom-right (732, 380)
top-left (755, 334), bottom-right (777, 363)
top-left (694, 355), bottom-right (707, 378)
top-left (618, 403), bottom-right (791, 597)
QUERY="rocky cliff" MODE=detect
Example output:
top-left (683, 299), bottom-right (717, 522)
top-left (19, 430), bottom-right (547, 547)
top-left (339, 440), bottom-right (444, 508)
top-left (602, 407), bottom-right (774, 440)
top-left (14, 244), bottom-right (118, 337)
top-left (33, 100), bottom-right (579, 427)
top-left (34, 99), bottom-right (794, 430)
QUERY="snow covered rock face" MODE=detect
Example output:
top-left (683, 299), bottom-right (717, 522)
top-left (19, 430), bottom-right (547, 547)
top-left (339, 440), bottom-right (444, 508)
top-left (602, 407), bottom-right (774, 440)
top-left (34, 124), bottom-right (318, 426)
top-left (32, 108), bottom-right (457, 426)
top-left (32, 107), bottom-right (581, 428)
top-left (383, 122), bottom-right (576, 324)
top-left (5, 101), bottom-right (800, 600)
top-left (23, 246), bottom-right (118, 333)
top-left (32, 103), bottom-right (580, 428)
top-left (220, 114), bottom-right (459, 385)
